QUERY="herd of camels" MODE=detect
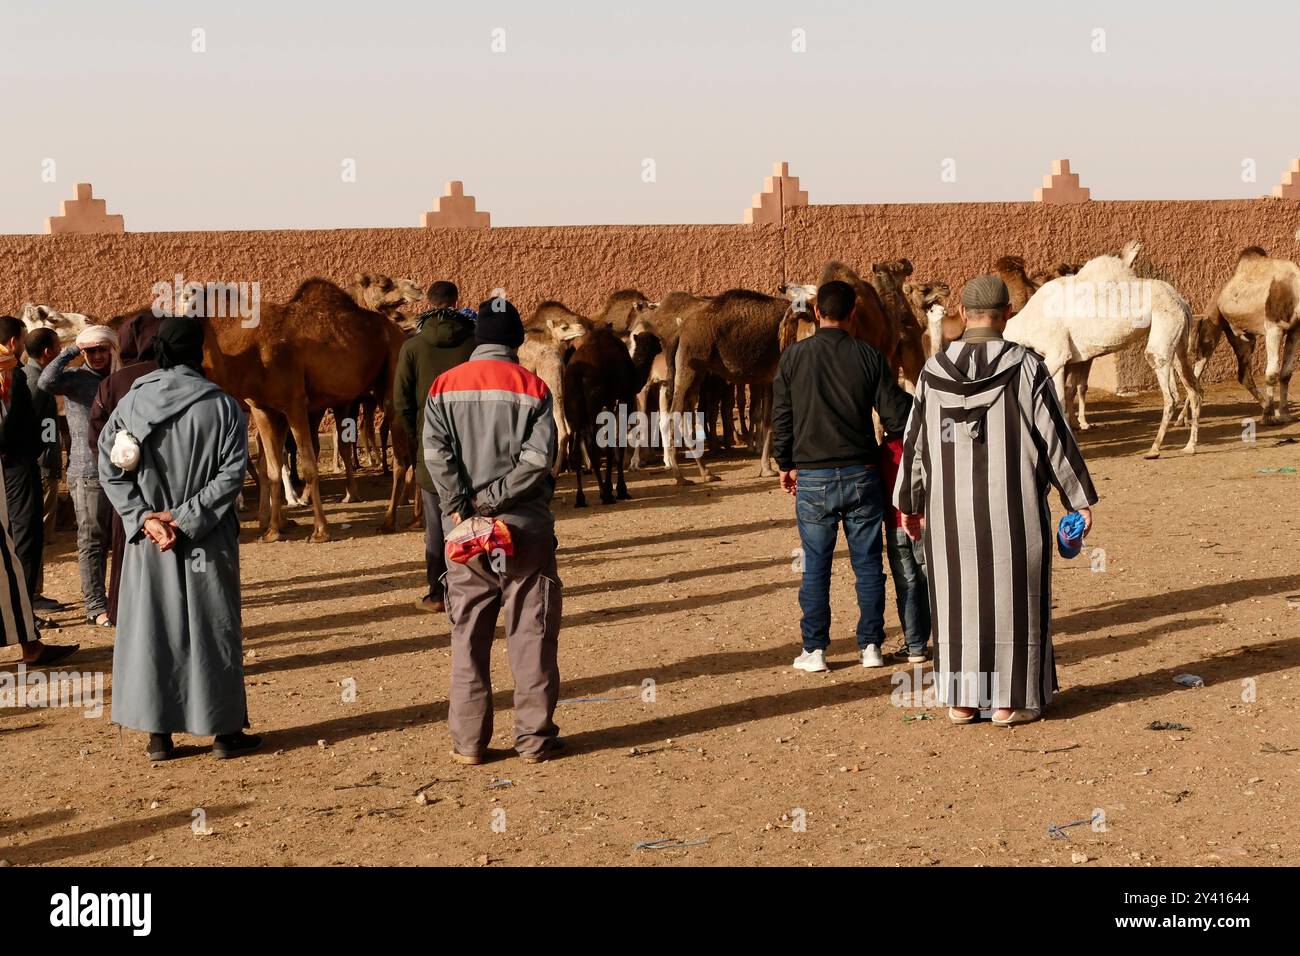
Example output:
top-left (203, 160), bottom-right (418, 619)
top-left (19, 240), bottom-right (1300, 541)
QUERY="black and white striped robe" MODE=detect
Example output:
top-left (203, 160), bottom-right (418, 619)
top-left (892, 337), bottom-right (1097, 710)
top-left (0, 466), bottom-right (38, 647)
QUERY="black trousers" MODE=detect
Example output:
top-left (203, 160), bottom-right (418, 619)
top-left (4, 462), bottom-right (43, 602)
top-left (421, 487), bottom-right (447, 600)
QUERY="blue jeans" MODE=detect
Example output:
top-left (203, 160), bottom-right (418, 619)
top-left (886, 526), bottom-right (931, 655)
top-left (795, 465), bottom-right (885, 653)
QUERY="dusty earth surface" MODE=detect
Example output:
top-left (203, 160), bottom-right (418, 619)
top-left (1, 384), bottom-right (1297, 867)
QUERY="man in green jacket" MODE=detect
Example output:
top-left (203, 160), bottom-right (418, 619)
top-left (393, 281), bottom-right (476, 613)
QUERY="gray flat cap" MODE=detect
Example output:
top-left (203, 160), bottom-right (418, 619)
top-left (961, 275), bottom-right (1010, 310)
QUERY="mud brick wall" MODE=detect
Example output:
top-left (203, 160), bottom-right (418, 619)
top-left (2, 197), bottom-right (1298, 391)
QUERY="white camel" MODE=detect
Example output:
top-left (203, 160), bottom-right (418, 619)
top-left (1004, 240), bottom-right (1201, 458)
top-left (21, 303), bottom-right (93, 342)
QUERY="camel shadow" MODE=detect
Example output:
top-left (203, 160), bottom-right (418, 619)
top-left (242, 560), bottom-right (423, 592)
top-left (1054, 573), bottom-right (1300, 635)
top-left (2, 803), bottom-right (250, 865)
top-left (565, 556), bottom-right (787, 599)
top-left (1077, 397), bottom-right (1295, 460)
top-left (1051, 636), bottom-right (1300, 719)
top-left (560, 516), bottom-right (797, 561)
top-left (1054, 615), bottom-right (1222, 666)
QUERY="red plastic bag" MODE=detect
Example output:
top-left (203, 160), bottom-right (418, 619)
top-left (445, 516), bottom-right (514, 565)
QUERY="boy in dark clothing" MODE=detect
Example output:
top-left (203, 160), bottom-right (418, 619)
top-left (880, 433), bottom-right (930, 663)
top-left (392, 281), bottom-right (477, 612)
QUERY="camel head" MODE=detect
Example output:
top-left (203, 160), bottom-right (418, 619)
top-left (871, 259), bottom-right (914, 282)
top-left (598, 289), bottom-right (659, 335)
top-left (352, 273), bottom-right (423, 319)
top-left (778, 281), bottom-right (818, 318)
top-left (544, 315), bottom-right (588, 345)
top-left (1120, 240), bottom-right (1142, 269)
top-left (1074, 239), bottom-right (1143, 284)
top-left (904, 281), bottom-right (952, 357)
top-left (21, 303), bottom-right (93, 343)
top-left (627, 319), bottom-right (663, 366)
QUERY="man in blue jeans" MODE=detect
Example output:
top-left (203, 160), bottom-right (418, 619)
top-left (772, 280), bottom-right (913, 672)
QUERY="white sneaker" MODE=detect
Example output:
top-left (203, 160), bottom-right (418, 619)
top-left (861, 646), bottom-right (885, 668)
top-left (793, 649), bottom-right (829, 673)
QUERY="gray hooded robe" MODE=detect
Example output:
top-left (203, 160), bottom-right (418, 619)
top-left (97, 366), bottom-right (249, 736)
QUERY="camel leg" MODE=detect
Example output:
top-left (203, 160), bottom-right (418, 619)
top-left (250, 407), bottom-right (293, 541)
top-left (284, 406), bottom-right (330, 543)
top-left (572, 430), bottom-right (589, 508)
top-left (1222, 326), bottom-right (1265, 413)
top-left (1172, 338), bottom-right (1202, 455)
top-left (405, 466), bottom-right (424, 531)
top-left (253, 431), bottom-right (272, 532)
top-left (596, 423), bottom-right (616, 505)
top-left (1276, 328), bottom-right (1299, 424)
top-left (1143, 353), bottom-right (1177, 460)
top-left (1263, 324), bottom-right (1288, 424)
top-left (628, 388), bottom-right (646, 472)
top-left (615, 408), bottom-right (631, 500)
top-left (1179, 310), bottom-right (1222, 425)
top-left (753, 383), bottom-right (776, 478)
top-left (1068, 360), bottom-right (1094, 430)
top-left (330, 405), bottom-right (361, 504)
top-left (657, 384), bottom-right (672, 470)
top-left (667, 358), bottom-right (716, 484)
top-left (377, 403), bottom-right (406, 533)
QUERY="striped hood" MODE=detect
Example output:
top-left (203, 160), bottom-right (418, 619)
top-left (924, 340), bottom-right (1027, 440)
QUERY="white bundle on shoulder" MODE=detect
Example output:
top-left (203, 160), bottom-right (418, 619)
top-left (110, 430), bottom-right (141, 471)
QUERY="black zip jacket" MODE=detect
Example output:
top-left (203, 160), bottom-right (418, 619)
top-left (771, 326), bottom-right (913, 471)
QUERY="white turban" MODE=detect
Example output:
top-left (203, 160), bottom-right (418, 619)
top-left (76, 325), bottom-right (121, 373)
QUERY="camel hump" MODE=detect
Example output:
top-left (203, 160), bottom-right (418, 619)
top-left (819, 260), bottom-right (862, 286)
top-left (993, 255), bottom-right (1028, 274)
top-left (290, 277), bottom-right (355, 307)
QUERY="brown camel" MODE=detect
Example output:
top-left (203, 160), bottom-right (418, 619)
top-left (778, 261), bottom-right (897, 362)
top-left (870, 258), bottom-right (933, 387)
top-left (666, 289), bottom-right (791, 484)
top-left (199, 278), bottom-right (410, 542)
top-left (349, 272), bottom-right (424, 330)
top-left (527, 301), bottom-right (593, 346)
top-left (1189, 246), bottom-right (1300, 423)
top-left (518, 337), bottom-right (571, 477)
top-left (902, 279), bottom-right (952, 356)
top-left (343, 273), bottom-right (422, 471)
top-left (563, 324), bottom-right (661, 506)
top-left (596, 289), bottom-right (656, 336)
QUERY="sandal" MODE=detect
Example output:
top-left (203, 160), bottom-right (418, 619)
top-left (991, 708), bottom-right (1041, 726)
top-left (948, 707), bottom-right (978, 724)
top-left (86, 613), bottom-right (113, 628)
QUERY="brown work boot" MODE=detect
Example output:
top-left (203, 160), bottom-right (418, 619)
top-left (418, 595), bottom-right (446, 614)
top-left (519, 739), bottom-right (566, 764)
top-left (449, 750), bottom-right (483, 766)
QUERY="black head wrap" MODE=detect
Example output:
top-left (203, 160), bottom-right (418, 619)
top-left (154, 316), bottom-right (206, 371)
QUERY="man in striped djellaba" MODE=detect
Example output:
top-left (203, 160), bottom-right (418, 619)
top-left (893, 275), bottom-right (1097, 726)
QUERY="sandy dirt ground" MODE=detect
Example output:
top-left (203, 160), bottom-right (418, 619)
top-left (1, 384), bottom-right (1298, 867)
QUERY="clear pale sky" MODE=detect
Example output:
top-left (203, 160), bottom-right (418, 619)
top-left (1, 1), bottom-right (1296, 233)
